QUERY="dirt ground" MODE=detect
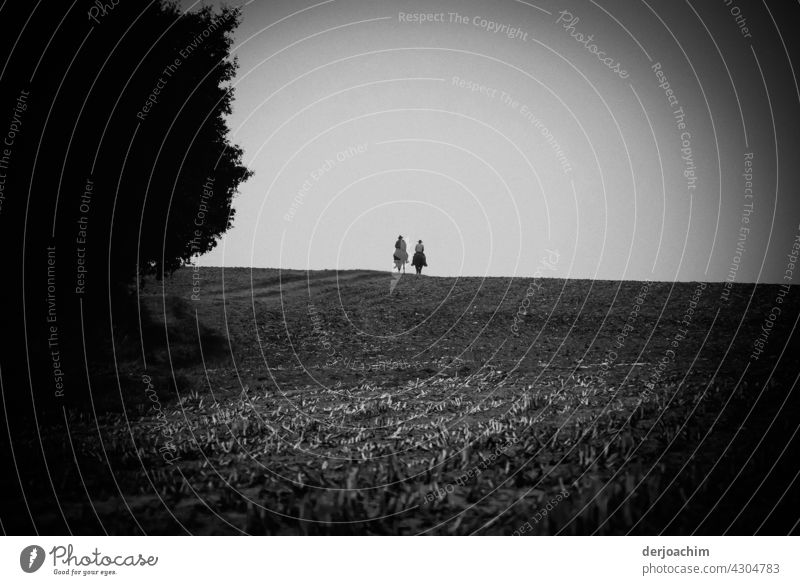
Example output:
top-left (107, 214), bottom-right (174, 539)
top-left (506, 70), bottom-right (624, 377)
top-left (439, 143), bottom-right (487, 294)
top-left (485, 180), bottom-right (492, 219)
top-left (12, 267), bottom-right (800, 534)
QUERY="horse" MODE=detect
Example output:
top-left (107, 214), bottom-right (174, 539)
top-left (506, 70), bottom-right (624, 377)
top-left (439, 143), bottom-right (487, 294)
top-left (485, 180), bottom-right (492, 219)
top-left (393, 247), bottom-right (408, 273)
top-left (412, 251), bottom-right (427, 275)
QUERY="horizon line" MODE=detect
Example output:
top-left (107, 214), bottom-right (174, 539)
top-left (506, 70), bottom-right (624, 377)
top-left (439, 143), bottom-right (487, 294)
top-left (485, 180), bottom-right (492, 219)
top-left (183, 265), bottom-right (796, 286)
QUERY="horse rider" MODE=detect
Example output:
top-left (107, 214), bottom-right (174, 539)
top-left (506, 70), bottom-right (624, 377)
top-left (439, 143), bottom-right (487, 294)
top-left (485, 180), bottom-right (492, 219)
top-left (412, 239), bottom-right (427, 276)
top-left (393, 235), bottom-right (408, 272)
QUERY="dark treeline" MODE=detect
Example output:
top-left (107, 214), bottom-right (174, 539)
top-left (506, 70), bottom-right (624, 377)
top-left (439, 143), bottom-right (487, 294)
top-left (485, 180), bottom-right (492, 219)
top-left (0, 1), bottom-right (251, 532)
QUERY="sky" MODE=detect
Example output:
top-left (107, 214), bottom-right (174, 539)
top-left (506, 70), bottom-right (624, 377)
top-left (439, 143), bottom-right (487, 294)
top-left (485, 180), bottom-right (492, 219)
top-left (180, 0), bottom-right (800, 282)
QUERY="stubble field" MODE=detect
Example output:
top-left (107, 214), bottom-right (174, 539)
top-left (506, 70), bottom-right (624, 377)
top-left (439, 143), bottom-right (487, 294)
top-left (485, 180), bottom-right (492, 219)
top-left (18, 267), bottom-right (800, 534)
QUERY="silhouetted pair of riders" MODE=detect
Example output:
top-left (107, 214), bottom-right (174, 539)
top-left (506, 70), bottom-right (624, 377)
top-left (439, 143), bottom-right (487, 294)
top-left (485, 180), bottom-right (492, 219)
top-left (394, 235), bottom-right (427, 275)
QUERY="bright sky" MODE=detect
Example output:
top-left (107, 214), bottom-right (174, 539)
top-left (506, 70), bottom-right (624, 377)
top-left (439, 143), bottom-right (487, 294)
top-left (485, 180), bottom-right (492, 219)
top-left (182, 0), bottom-right (800, 282)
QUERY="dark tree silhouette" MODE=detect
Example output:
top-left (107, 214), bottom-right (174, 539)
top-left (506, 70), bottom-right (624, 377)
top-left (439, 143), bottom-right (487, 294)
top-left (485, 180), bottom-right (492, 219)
top-left (0, 1), bottom-right (252, 530)
top-left (1, 0), bottom-right (252, 361)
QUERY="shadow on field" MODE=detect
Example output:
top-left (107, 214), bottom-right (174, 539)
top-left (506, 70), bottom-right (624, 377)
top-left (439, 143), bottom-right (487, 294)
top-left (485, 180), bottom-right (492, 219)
top-left (87, 295), bottom-right (230, 414)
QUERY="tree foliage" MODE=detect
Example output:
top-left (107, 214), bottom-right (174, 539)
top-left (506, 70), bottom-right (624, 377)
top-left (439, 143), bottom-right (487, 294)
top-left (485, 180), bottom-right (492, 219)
top-left (0, 1), bottom-right (252, 401)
